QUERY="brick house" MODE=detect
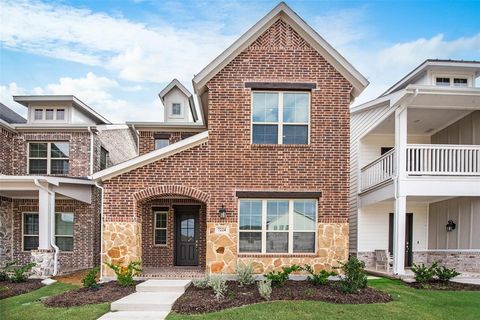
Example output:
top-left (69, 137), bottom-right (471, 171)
top-left (0, 98), bottom-right (137, 276)
top-left (91, 3), bottom-right (369, 278)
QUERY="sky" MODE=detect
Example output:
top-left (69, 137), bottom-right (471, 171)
top-left (1, 0), bottom-right (479, 123)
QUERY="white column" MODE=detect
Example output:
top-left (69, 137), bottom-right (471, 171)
top-left (38, 188), bottom-right (51, 250)
top-left (393, 196), bottom-right (406, 275)
top-left (395, 106), bottom-right (408, 181)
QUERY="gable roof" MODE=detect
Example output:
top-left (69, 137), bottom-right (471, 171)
top-left (13, 95), bottom-right (111, 124)
top-left (0, 102), bottom-right (26, 123)
top-left (192, 2), bottom-right (368, 98)
top-left (158, 79), bottom-right (199, 122)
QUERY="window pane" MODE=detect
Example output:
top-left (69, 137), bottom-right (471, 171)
top-left (293, 200), bottom-right (316, 230)
top-left (51, 142), bottom-right (70, 158)
top-left (239, 232), bottom-right (262, 253)
top-left (56, 109), bottom-right (65, 120)
top-left (252, 124), bottom-right (278, 144)
top-left (155, 212), bottom-right (167, 229)
top-left (436, 77), bottom-right (450, 86)
top-left (252, 92), bottom-right (278, 122)
top-left (56, 236), bottom-right (73, 251)
top-left (29, 159), bottom-right (48, 174)
top-left (172, 103), bottom-right (182, 115)
top-left (29, 143), bottom-right (48, 158)
top-left (283, 125), bottom-right (308, 144)
top-left (55, 213), bottom-right (74, 236)
top-left (266, 232), bottom-right (288, 253)
top-left (34, 109), bottom-right (43, 120)
top-left (239, 200), bottom-right (262, 230)
top-left (50, 159), bottom-right (69, 174)
top-left (46, 109), bottom-right (54, 120)
top-left (100, 148), bottom-right (108, 170)
top-left (155, 139), bottom-right (169, 150)
top-left (453, 78), bottom-right (468, 87)
top-left (267, 200), bottom-right (289, 231)
top-left (155, 229), bottom-right (167, 245)
top-left (293, 232), bottom-right (315, 253)
top-left (283, 93), bottom-right (308, 123)
top-left (24, 236), bottom-right (39, 251)
top-left (24, 214), bottom-right (39, 235)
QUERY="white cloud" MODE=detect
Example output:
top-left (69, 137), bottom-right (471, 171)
top-left (0, 83), bottom-right (28, 117)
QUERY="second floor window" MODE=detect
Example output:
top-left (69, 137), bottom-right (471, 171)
top-left (252, 91), bottom-right (309, 145)
top-left (100, 147), bottom-right (109, 170)
top-left (155, 138), bottom-right (170, 150)
top-left (28, 142), bottom-right (69, 175)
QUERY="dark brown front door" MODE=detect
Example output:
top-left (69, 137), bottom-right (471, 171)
top-left (175, 205), bottom-right (199, 266)
top-left (389, 212), bottom-right (414, 267)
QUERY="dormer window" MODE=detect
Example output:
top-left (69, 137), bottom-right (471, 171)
top-left (435, 77), bottom-right (450, 86)
top-left (434, 75), bottom-right (471, 88)
top-left (46, 109), bottom-right (54, 120)
top-left (453, 78), bottom-right (468, 87)
top-left (30, 107), bottom-right (68, 122)
top-left (171, 103), bottom-right (182, 116)
top-left (56, 109), bottom-right (65, 120)
top-left (34, 109), bottom-right (43, 120)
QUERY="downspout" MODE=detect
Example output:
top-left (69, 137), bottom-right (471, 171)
top-left (94, 181), bottom-right (105, 281)
top-left (34, 179), bottom-right (59, 276)
top-left (87, 126), bottom-right (94, 175)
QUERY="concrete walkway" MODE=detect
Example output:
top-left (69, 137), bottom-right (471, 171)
top-left (98, 279), bottom-right (191, 320)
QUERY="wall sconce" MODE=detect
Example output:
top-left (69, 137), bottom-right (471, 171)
top-left (218, 204), bottom-right (227, 219)
top-left (445, 220), bottom-right (456, 232)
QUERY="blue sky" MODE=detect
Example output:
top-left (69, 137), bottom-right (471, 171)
top-left (1, 0), bottom-right (479, 123)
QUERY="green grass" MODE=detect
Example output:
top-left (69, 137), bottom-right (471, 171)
top-left (0, 282), bottom-right (109, 320)
top-left (167, 278), bottom-right (480, 320)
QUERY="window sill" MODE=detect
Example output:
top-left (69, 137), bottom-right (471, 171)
top-left (238, 253), bottom-right (317, 258)
top-left (250, 144), bottom-right (311, 149)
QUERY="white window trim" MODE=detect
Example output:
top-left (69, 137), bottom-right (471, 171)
top-left (153, 211), bottom-right (168, 246)
top-left (30, 106), bottom-right (69, 123)
top-left (432, 73), bottom-right (473, 87)
top-left (27, 142), bottom-right (70, 175)
top-left (250, 91), bottom-right (310, 145)
top-left (169, 102), bottom-right (184, 118)
top-left (22, 212), bottom-right (39, 252)
top-left (55, 212), bottom-right (74, 252)
top-left (237, 198), bottom-right (318, 255)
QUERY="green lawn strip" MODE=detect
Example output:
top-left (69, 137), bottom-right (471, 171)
top-left (167, 278), bottom-right (480, 320)
top-left (0, 282), bottom-right (109, 320)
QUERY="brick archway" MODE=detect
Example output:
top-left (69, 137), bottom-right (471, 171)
top-left (133, 185), bottom-right (209, 204)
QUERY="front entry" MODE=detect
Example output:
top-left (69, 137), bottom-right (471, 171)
top-left (174, 205), bottom-right (199, 266)
top-left (389, 212), bottom-right (414, 267)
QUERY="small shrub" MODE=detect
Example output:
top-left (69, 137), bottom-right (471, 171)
top-left (208, 275), bottom-right (227, 300)
top-left (435, 265), bottom-right (460, 282)
top-left (9, 262), bottom-right (36, 283)
top-left (82, 267), bottom-right (100, 289)
top-left (411, 262), bottom-right (437, 284)
top-left (304, 288), bottom-right (315, 297)
top-left (236, 263), bottom-right (255, 286)
top-left (337, 256), bottom-right (367, 294)
top-left (192, 276), bottom-right (210, 289)
top-left (0, 262), bottom-right (16, 281)
top-left (257, 279), bottom-right (272, 300)
top-left (105, 261), bottom-right (142, 287)
top-left (302, 264), bottom-right (337, 286)
top-left (264, 264), bottom-right (301, 287)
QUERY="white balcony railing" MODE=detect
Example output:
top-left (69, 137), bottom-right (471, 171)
top-left (360, 148), bottom-right (395, 191)
top-left (407, 144), bottom-right (480, 176)
top-left (360, 144), bottom-right (480, 191)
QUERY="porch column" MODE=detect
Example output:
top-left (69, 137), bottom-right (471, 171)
top-left (38, 188), bottom-right (51, 250)
top-left (393, 196), bottom-right (406, 275)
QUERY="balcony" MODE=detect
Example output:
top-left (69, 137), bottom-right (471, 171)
top-left (360, 144), bottom-right (480, 192)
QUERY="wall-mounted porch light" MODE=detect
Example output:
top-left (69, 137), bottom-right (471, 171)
top-left (218, 204), bottom-right (227, 219)
top-left (445, 220), bottom-right (456, 232)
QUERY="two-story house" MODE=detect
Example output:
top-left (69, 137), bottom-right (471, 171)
top-left (0, 97), bottom-right (137, 276)
top-left (351, 60), bottom-right (480, 275)
top-left (91, 2), bottom-right (368, 279)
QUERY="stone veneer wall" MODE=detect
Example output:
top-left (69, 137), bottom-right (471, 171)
top-left (0, 196), bottom-right (13, 266)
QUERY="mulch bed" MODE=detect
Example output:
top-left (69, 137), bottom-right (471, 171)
top-left (43, 281), bottom-right (141, 307)
top-left (0, 280), bottom-right (44, 300)
top-left (172, 280), bottom-right (392, 314)
top-left (408, 280), bottom-right (480, 291)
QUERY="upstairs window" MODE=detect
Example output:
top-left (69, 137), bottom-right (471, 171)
top-left (435, 76), bottom-right (470, 87)
top-left (252, 92), bottom-right (309, 145)
top-left (45, 109), bottom-right (54, 120)
top-left (100, 147), bottom-right (109, 170)
top-left (31, 107), bottom-right (67, 122)
top-left (28, 142), bottom-right (69, 175)
top-left (56, 109), bottom-right (65, 120)
top-left (170, 103), bottom-right (183, 118)
top-left (155, 138), bottom-right (169, 150)
top-left (453, 78), bottom-right (468, 87)
top-left (435, 77), bottom-right (450, 86)
top-left (34, 109), bottom-right (43, 120)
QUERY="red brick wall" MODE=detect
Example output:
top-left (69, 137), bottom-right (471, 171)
top-left (0, 128), bottom-right (14, 175)
top-left (138, 131), bottom-right (198, 155)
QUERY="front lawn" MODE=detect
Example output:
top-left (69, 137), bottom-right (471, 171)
top-left (0, 282), bottom-right (108, 320)
top-left (167, 278), bottom-right (480, 320)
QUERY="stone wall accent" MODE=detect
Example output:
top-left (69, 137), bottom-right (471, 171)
top-left (0, 197), bottom-right (13, 266)
top-left (102, 221), bottom-right (142, 277)
top-left (30, 249), bottom-right (55, 278)
top-left (207, 223), bottom-right (238, 274)
top-left (418, 251), bottom-right (480, 273)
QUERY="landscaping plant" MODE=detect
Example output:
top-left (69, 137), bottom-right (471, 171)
top-left (208, 275), bottom-right (227, 300)
top-left (105, 261), bottom-right (142, 287)
top-left (8, 262), bottom-right (36, 283)
top-left (434, 265), bottom-right (460, 282)
top-left (0, 262), bottom-right (16, 281)
top-left (257, 279), bottom-right (272, 300)
top-left (264, 264), bottom-right (301, 287)
top-left (302, 264), bottom-right (337, 286)
top-left (236, 263), bottom-right (255, 286)
top-left (192, 276), bottom-right (210, 289)
top-left (411, 262), bottom-right (437, 284)
top-left (82, 267), bottom-right (100, 289)
top-left (337, 256), bottom-right (367, 293)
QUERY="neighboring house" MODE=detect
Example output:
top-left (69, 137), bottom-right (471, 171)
top-left (350, 60), bottom-right (480, 275)
top-left (91, 2), bottom-right (368, 278)
top-left (0, 96), bottom-right (137, 276)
